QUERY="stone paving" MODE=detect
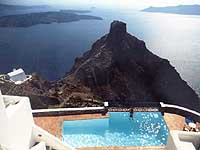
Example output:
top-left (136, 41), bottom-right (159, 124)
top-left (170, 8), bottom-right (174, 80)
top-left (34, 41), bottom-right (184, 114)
top-left (34, 112), bottom-right (199, 150)
top-left (34, 113), bottom-right (108, 138)
top-left (163, 113), bottom-right (185, 130)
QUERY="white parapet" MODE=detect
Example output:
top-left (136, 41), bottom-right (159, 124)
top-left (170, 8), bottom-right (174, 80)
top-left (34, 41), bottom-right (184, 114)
top-left (32, 125), bottom-right (76, 150)
top-left (166, 130), bottom-right (200, 150)
top-left (160, 102), bottom-right (200, 117)
top-left (0, 92), bottom-right (76, 150)
top-left (0, 95), bottom-right (35, 149)
top-left (32, 106), bottom-right (105, 113)
top-left (104, 102), bottom-right (109, 107)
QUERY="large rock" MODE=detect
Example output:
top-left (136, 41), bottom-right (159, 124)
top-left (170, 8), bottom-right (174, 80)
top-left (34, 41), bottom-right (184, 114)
top-left (1, 20), bottom-right (199, 112)
top-left (67, 20), bottom-right (200, 112)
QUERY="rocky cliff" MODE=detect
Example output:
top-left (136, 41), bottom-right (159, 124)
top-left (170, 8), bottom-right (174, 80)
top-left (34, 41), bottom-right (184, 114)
top-left (0, 73), bottom-right (102, 109)
top-left (64, 21), bottom-right (200, 111)
top-left (0, 20), bottom-right (199, 112)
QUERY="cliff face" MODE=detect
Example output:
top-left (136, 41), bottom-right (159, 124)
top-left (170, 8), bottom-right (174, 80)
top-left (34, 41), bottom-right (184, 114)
top-left (0, 73), bottom-right (103, 109)
top-left (1, 20), bottom-right (199, 111)
top-left (0, 73), bottom-right (60, 109)
top-left (66, 21), bottom-right (200, 111)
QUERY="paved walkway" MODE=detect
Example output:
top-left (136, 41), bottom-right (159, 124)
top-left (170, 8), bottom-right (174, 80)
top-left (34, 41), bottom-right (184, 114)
top-left (34, 113), bottom-right (108, 138)
top-left (163, 113), bottom-right (185, 130)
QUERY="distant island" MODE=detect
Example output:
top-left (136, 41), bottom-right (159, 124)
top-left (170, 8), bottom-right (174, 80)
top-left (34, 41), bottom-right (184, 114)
top-left (60, 10), bottom-right (91, 14)
top-left (0, 3), bottom-right (48, 11)
top-left (142, 5), bottom-right (200, 15)
top-left (0, 11), bottom-right (103, 27)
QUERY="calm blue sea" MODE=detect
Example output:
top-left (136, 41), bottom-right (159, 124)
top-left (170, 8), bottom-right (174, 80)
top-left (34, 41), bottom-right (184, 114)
top-left (0, 8), bottom-right (200, 96)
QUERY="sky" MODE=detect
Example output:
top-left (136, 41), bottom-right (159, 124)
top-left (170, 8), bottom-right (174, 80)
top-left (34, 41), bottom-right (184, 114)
top-left (1, 0), bottom-right (200, 9)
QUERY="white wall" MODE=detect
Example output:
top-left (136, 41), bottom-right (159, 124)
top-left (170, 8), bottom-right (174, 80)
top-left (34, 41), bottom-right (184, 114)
top-left (166, 131), bottom-right (200, 150)
top-left (0, 95), bottom-right (35, 149)
top-left (0, 92), bottom-right (10, 147)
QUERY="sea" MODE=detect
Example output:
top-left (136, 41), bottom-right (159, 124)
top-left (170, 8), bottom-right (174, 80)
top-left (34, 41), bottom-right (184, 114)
top-left (0, 8), bottom-right (200, 97)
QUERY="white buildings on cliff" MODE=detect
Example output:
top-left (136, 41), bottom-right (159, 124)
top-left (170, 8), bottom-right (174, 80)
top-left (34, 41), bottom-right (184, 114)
top-left (7, 68), bottom-right (31, 85)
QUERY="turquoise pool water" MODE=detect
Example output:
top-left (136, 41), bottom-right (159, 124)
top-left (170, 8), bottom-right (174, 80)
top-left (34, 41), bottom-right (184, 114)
top-left (62, 112), bottom-right (169, 147)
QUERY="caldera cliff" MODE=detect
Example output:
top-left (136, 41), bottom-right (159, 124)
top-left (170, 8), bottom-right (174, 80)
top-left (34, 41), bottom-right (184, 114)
top-left (0, 21), bottom-right (199, 112)
top-left (62, 20), bottom-right (200, 111)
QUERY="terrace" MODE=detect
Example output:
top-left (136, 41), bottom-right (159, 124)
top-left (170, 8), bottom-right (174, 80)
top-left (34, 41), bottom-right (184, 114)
top-left (0, 92), bottom-right (199, 150)
top-left (33, 102), bottom-right (200, 150)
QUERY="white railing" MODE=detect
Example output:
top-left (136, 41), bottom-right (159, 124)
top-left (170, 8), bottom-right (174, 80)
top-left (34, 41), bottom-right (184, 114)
top-left (32, 107), bottom-right (105, 113)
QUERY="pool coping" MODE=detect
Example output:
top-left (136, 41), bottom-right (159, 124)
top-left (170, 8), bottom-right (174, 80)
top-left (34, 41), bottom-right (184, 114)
top-left (32, 107), bottom-right (106, 117)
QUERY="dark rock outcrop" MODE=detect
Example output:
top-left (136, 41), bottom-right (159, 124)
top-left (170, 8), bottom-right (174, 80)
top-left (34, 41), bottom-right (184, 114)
top-left (0, 73), bottom-right (103, 109)
top-left (66, 20), bottom-right (200, 112)
top-left (0, 20), bottom-right (199, 112)
top-left (0, 73), bottom-right (61, 109)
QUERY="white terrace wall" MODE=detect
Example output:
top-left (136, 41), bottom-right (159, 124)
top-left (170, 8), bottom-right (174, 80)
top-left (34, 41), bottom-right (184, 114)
top-left (0, 92), bottom-right (9, 147)
top-left (166, 131), bottom-right (200, 150)
top-left (0, 95), bottom-right (35, 149)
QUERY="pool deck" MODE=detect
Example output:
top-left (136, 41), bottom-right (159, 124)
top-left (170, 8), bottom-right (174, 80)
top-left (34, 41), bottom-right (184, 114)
top-left (34, 113), bottom-right (109, 138)
top-left (34, 112), bottom-right (200, 149)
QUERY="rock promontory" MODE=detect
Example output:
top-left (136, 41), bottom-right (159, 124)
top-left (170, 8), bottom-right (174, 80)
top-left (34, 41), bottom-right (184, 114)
top-left (0, 21), bottom-right (199, 112)
top-left (65, 20), bottom-right (200, 112)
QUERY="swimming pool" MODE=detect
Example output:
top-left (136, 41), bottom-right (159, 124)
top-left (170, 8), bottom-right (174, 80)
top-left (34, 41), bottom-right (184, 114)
top-left (62, 112), bottom-right (169, 147)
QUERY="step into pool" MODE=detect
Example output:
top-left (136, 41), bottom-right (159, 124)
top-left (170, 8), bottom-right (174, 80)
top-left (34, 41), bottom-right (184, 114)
top-left (62, 112), bottom-right (169, 148)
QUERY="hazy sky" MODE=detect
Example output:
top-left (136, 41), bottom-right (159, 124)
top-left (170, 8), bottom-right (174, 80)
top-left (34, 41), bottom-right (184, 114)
top-left (1, 0), bottom-right (200, 9)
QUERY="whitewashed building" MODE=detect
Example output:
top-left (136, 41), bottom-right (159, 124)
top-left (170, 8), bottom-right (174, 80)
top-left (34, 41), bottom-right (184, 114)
top-left (0, 91), bottom-right (75, 150)
top-left (7, 68), bottom-right (31, 85)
